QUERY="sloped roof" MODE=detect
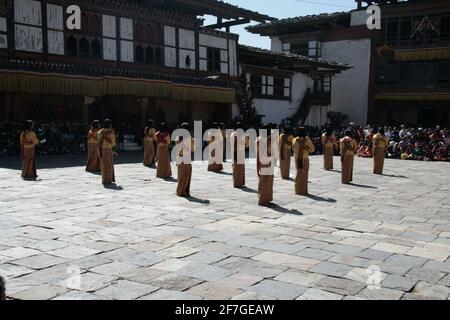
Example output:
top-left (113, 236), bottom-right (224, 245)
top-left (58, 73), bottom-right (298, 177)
top-left (239, 45), bottom-right (351, 73)
top-left (152, 0), bottom-right (276, 22)
top-left (247, 11), bottom-right (351, 35)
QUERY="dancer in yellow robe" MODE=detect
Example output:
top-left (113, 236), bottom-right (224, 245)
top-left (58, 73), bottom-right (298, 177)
top-left (86, 120), bottom-right (101, 173)
top-left (156, 123), bottom-right (172, 178)
top-left (321, 127), bottom-right (335, 171)
top-left (339, 130), bottom-right (358, 184)
top-left (293, 127), bottom-right (315, 195)
top-left (279, 128), bottom-right (293, 179)
top-left (373, 127), bottom-right (388, 175)
top-left (20, 120), bottom-right (45, 180)
top-left (97, 119), bottom-right (117, 185)
top-left (143, 119), bottom-right (157, 168)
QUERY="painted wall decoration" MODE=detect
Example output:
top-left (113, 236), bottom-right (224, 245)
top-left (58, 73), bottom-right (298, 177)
top-left (199, 33), bottom-right (227, 49)
top-left (120, 17), bottom-right (133, 40)
top-left (121, 40), bottom-right (133, 62)
top-left (165, 46), bottom-right (176, 67)
top-left (15, 24), bottom-right (43, 53)
top-left (179, 49), bottom-right (196, 70)
top-left (199, 46), bottom-right (207, 59)
top-left (199, 59), bottom-right (207, 71)
top-left (14, 0), bottom-right (42, 26)
top-left (48, 30), bottom-right (64, 55)
top-left (178, 28), bottom-right (195, 49)
top-left (0, 35), bottom-right (7, 49)
top-left (47, 4), bottom-right (64, 55)
top-left (103, 38), bottom-right (117, 61)
top-left (164, 26), bottom-right (176, 46)
top-left (102, 14), bottom-right (116, 38)
top-left (0, 17), bottom-right (6, 49)
top-left (221, 63), bottom-right (228, 75)
top-left (0, 17), bottom-right (7, 32)
top-left (47, 3), bottom-right (63, 30)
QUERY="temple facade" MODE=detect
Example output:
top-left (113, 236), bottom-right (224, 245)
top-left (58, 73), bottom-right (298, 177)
top-left (0, 0), bottom-right (273, 128)
top-left (248, 0), bottom-right (450, 127)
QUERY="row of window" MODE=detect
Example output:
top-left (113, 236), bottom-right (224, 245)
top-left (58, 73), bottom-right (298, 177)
top-left (282, 40), bottom-right (322, 58)
top-left (381, 13), bottom-right (450, 43)
top-left (79, 12), bottom-right (163, 45)
top-left (376, 62), bottom-right (450, 89)
top-left (65, 35), bottom-right (164, 65)
top-left (246, 73), bottom-right (291, 99)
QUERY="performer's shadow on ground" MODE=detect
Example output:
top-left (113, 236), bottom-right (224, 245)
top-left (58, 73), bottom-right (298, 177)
top-left (103, 184), bottom-right (123, 191)
top-left (185, 196), bottom-right (210, 204)
top-left (267, 203), bottom-right (303, 216)
top-left (163, 177), bottom-right (177, 183)
top-left (381, 174), bottom-right (408, 178)
top-left (239, 186), bottom-right (258, 193)
top-left (304, 194), bottom-right (337, 203)
top-left (214, 171), bottom-right (233, 176)
top-left (348, 183), bottom-right (377, 189)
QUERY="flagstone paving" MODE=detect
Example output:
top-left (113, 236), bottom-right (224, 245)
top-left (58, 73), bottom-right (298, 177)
top-left (0, 153), bottom-right (449, 300)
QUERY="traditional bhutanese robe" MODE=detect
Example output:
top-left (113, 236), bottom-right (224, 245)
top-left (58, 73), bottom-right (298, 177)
top-left (176, 137), bottom-right (196, 197)
top-left (221, 128), bottom-right (227, 162)
top-left (279, 133), bottom-right (293, 179)
top-left (322, 133), bottom-right (335, 171)
top-left (293, 137), bottom-right (315, 195)
top-left (86, 128), bottom-right (101, 172)
top-left (256, 137), bottom-right (276, 206)
top-left (230, 131), bottom-right (245, 188)
top-left (373, 133), bottom-right (388, 175)
top-left (340, 136), bottom-right (358, 184)
top-left (143, 127), bottom-right (156, 167)
top-left (207, 130), bottom-right (224, 172)
top-left (156, 131), bottom-right (172, 178)
top-left (20, 130), bottom-right (39, 179)
top-left (97, 129), bottom-right (116, 185)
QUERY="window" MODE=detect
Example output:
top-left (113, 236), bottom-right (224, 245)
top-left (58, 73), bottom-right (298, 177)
top-left (135, 23), bottom-right (144, 42)
top-left (441, 15), bottom-right (450, 39)
top-left (145, 46), bottom-right (153, 64)
top-left (145, 25), bottom-right (153, 44)
top-left (284, 78), bottom-right (291, 98)
top-left (67, 36), bottom-right (77, 56)
top-left (387, 19), bottom-right (399, 41)
top-left (89, 14), bottom-right (101, 36)
top-left (261, 75), bottom-right (274, 96)
top-left (155, 47), bottom-right (162, 65)
top-left (290, 42), bottom-right (309, 56)
top-left (135, 45), bottom-right (144, 63)
top-left (91, 39), bottom-right (101, 58)
top-left (79, 38), bottom-right (89, 57)
top-left (207, 47), bottom-right (221, 73)
top-left (399, 18), bottom-right (412, 41)
top-left (153, 26), bottom-right (162, 45)
top-left (250, 74), bottom-right (262, 96)
top-left (282, 42), bottom-right (290, 52)
top-left (314, 75), bottom-right (331, 97)
top-left (185, 55), bottom-right (191, 68)
top-left (437, 62), bottom-right (450, 87)
top-left (308, 41), bottom-right (321, 57)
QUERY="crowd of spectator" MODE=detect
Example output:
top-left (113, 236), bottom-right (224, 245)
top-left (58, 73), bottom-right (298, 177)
top-left (1, 120), bottom-right (449, 162)
top-left (308, 124), bottom-right (450, 162)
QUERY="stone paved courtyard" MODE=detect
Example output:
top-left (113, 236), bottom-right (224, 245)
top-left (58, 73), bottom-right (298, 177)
top-left (0, 153), bottom-right (450, 300)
